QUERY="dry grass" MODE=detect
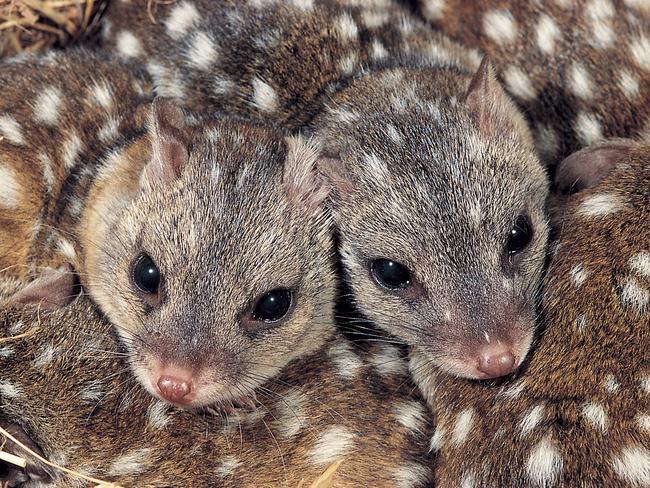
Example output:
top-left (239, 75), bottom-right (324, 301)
top-left (0, 0), bottom-right (107, 57)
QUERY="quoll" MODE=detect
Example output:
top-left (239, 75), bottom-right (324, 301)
top-left (0, 48), bottom-right (337, 409)
top-left (411, 139), bottom-right (650, 486)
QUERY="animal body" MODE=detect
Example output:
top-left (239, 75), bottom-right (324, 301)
top-left (415, 0), bottom-right (650, 166)
top-left (98, 0), bottom-right (551, 381)
top-left (411, 140), bottom-right (650, 486)
top-left (0, 278), bottom-right (434, 488)
top-left (0, 48), bottom-right (336, 408)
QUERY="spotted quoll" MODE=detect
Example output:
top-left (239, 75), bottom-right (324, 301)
top-left (415, 0), bottom-right (650, 167)
top-left (411, 139), bottom-right (650, 486)
top-left (0, 48), bottom-right (343, 413)
top-left (97, 0), bottom-right (551, 384)
top-left (0, 277), bottom-right (434, 488)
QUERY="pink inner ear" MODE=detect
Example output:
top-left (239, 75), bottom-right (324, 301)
top-left (143, 98), bottom-right (189, 187)
top-left (10, 266), bottom-right (77, 310)
top-left (318, 157), bottom-right (354, 203)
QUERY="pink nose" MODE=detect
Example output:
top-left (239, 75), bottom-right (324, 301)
top-left (477, 347), bottom-right (517, 379)
top-left (156, 375), bottom-right (193, 404)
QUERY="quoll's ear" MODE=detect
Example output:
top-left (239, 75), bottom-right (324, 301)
top-left (554, 138), bottom-right (637, 194)
top-left (283, 135), bottom-right (333, 213)
top-left (461, 56), bottom-right (533, 147)
top-left (142, 98), bottom-right (189, 188)
top-left (9, 265), bottom-right (77, 310)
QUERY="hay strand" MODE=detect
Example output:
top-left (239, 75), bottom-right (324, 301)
top-left (0, 449), bottom-right (26, 468)
top-left (0, 0), bottom-right (106, 57)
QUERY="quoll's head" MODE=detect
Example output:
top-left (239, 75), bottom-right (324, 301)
top-left (82, 100), bottom-right (335, 408)
top-left (316, 59), bottom-right (549, 380)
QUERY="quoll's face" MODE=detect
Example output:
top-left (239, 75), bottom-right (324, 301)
top-left (88, 124), bottom-right (335, 408)
top-left (331, 94), bottom-right (550, 380)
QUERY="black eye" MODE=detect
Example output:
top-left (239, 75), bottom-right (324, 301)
top-left (506, 215), bottom-right (534, 256)
top-left (371, 259), bottom-right (412, 290)
top-left (132, 254), bottom-right (161, 294)
top-left (252, 289), bottom-right (292, 322)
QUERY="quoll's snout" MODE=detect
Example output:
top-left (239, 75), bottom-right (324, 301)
top-left (154, 366), bottom-right (196, 405)
top-left (476, 344), bottom-right (517, 379)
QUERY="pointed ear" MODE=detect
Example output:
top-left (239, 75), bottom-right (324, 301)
top-left (142, 98), bottom-right (189, 188)
top-left (317, 156), bottom-right (354, 204)
top-left (461, 56), bottom-right (533, 147)
top-left (554, 138), bottom-right (637, 194)
top-left (9, 265), bottom-right (77, 310)
top-left (283, 135), bottom-right (332, 213)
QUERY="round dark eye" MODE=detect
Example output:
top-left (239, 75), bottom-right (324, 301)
top-left (132, 254), bottom-right (161, 294)
top-left (252, 289), bottom-right (292, 322)
top-left (371, 259), bottom-right (412, 290)
top-left (506, 215), bottom-right (534, 256)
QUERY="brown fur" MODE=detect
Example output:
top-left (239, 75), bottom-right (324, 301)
top-left (411, 142), bottom-right (650, 486)
top-left (415, 0), bottom-right (650, 166)
top-left (0, 291), bottom-right (434, 487)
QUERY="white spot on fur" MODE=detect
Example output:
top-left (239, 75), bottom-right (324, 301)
top-left (98, 116), bottom-right (121, 143)
top-left (569, 63), bottom-right (594, 100)
top-left (0, 163), bottom-right (20, 208)
top-left (604, 374), bottom-right (620, 393)
top-left (369, 343), bottom-right (408, 377)
top-left (289, 0), bottom-right (313, 10)
top-left (570, 264), bottom-right (589, 288)
top-left (108, 448), bottom-right (153, 476)
top-left (586, 0), bottom-right (615, 47)
top-left (328, 340), bottom-right (363, 379)
top-left (574, 112), bottom-right (603, 145)
top-left (62, 132), bottom-right (83, 170)
top-left (57, 239), bottom-right (77, 262)
top-left (33, 344), bottom-right (56, 368)
top-left (613, 446), bottom-right (650, 485)
top-left (630, 253), bottom-right (650, 279)
top-left (430, 425), bottom-right (446, 452)
top-left (0, 380), bottom-right (21, 399)
top-left (146, 61), bottom-right (186, 99)
top-left (276, 389), bottom-right (307, 439)
top-left (165, 1), bottom-right (199, 40)
top-left (641, 376), bottom-right (650, 393)
top-left (582, 402), bottom-right (608, 432)
top-left (116, 30), bottom-right (142, 58)
top-left (578, 193), bottom-right (623, 217)
top-left (520, 404), bottom-right (545, 437)
top-left (393, 463), bottom-right (430, 488)
top-left (147, 400), bottom-right (172, 429)
top-left (0, 115), bottom-right (25, 145)
top-left (339, 52), bottom-right (359, 75)
top-left (461, 472), bottom-right (476, 488)
top-left (501, 381), bottom-right (526, 399)
top-left (0, 347), bottom-right (13, 358)
top-left (361, 10), bottom-right (389, 28)
top-left (363, 152), bottom-right (390, 180)
top-left (33, 87), bottom-right (63, 125)
top-left (371, 39), bottom-right (388, 60)
top-left (630, 35), bottom-right (650, 72)
top-left (186, 31), bottom-right (218, 70)
top-left (621, 279), bottom-right (649, 313)
top-left (251, 77), bottom-right (278, 113)
top-left (637, 414), bottom-right (650, 432)
top-left (394, 400), bottom-right (428, 435)
top-left (216, 456), bottom-right (241, 478)
top-left (503, 65), bottom-right (536, 101)
top-left (619, 70), bottom-right (640, 100)
top-left (483, 10), bottom-right (517, 44)
top-left (336, 13), bottom-right (358, 41)
top-left (309, 426), bottom-right (355, 467)
top-left (452, 408), bottom-right (474, 445)
top-left (329, 107), bottom-right (359, 124)
top-left (535, 14), bottom-right (560, 54)
top-left (526, 436), bottom-right (563, 486)
top-left (91, 81), bottom-right (113, 110)
top-left (421, 0), bottom-right (446, 20)
top-left (534, 124), bottom-right (559, 160)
